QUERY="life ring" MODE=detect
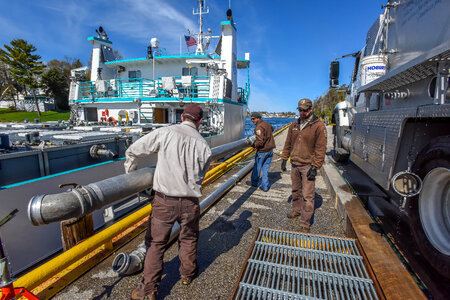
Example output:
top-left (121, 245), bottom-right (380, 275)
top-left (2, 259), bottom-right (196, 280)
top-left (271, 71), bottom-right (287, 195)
top-left (107, 116), bottom-right (117, 125)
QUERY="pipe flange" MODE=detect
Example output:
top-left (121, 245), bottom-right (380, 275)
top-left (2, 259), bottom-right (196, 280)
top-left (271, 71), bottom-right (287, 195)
top-left (28, 195), bottom-right (45, 226)
top-left (70, 187), bottom-right (91, 217)
top-left (83, 184), bottom-right (103, 210)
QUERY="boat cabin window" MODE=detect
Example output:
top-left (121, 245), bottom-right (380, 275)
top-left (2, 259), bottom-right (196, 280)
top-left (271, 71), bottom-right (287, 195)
top-left (182, 67), bottom-right (198, 76)
top-left (84, 107), bottom-right (98, 122)
top-left (175, 109), bottom-right (184, 123)
top-left (128, 70), bottom-right (141, 82)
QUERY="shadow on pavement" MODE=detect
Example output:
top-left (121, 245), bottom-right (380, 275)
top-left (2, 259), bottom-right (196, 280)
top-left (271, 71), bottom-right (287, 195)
top-left (156, 187), bottom-right (257, 298)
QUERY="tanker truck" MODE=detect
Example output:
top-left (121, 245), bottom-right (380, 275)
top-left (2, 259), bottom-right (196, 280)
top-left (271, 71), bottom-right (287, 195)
top-left (330, 0), bottom-right (449, 279)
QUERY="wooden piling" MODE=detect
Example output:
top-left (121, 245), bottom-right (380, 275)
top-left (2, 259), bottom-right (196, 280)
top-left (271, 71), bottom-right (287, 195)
top-left (60, 214), bottom-right (94, 251)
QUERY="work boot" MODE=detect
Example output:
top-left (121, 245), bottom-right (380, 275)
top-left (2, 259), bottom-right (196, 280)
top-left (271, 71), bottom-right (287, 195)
top-left (300, 226), bottom-right (310, 233)
top-left (181, 276), bottom-right (194, 286)
top-left (287, 211), bottom-right (300, 219)
top-left (131, 288), bottom-right (157, 300)
top-left (181, 267), bottom-right (198, 286)
top-left (245, 181), bottom-right (258, 187)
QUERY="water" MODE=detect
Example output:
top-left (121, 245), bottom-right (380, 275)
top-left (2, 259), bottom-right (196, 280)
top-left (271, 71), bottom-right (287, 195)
top-left (244, 117), bottom-right (296, 137)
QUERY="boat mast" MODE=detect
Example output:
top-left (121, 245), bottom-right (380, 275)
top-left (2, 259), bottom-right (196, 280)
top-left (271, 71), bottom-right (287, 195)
top-left (193, 0), bottom-right (209, 54)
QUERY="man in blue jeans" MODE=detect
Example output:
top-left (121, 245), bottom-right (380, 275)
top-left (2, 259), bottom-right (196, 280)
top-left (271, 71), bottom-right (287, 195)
top-left (247, 112), bottom-right (275, 191)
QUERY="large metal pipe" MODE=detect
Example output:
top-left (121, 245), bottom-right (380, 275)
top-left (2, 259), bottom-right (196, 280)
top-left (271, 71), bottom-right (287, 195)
top-left (28, 167), bottom-right (155, 226)
top-left (112, 160), bottom-right (255, 275)
top-left (210, 136), bottom-right (255, 162)
top-left (28, 137), bottom-right (255, 226)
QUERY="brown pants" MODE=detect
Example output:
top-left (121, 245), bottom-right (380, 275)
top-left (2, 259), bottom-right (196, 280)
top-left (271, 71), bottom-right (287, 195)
top-left (141, 192), bottom-right (200, 294)
top-left (291, 164), bottom-right (315, 228)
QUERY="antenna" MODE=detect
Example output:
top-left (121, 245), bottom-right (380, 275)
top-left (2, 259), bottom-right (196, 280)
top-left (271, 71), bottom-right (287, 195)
top-left (191, 0), bottom-right (220, 54)
top-left (193, 0), bottom-right (209, 54)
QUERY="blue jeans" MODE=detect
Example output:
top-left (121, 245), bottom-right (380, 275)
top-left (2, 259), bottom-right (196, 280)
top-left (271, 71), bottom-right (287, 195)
top-left (251, 150), bottom-right (273, 190)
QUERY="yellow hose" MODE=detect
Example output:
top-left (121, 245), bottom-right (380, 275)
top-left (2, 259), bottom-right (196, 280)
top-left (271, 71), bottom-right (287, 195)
top-left (12, 206), bottom-right (151, 296)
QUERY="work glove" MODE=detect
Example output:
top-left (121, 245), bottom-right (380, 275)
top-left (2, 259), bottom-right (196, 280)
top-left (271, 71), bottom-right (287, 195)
top-left (281, 159), bottom-right (287, 172)
top-left (307, 166), bottom-right (317, 181)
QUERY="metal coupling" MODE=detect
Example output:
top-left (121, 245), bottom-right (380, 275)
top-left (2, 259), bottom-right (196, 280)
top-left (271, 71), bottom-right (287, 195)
top-left (247, 135), bottom-right (256, 145)
top-left (112, 246), bottom-right (147, 275)
top-left (90, 144), bottom-right (118, 159)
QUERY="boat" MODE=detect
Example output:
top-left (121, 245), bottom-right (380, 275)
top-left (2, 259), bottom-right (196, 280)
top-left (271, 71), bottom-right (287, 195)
top-left (69, 0), bottom-right (249, 148)
top-left (0, 0), bottom-right (250, 276)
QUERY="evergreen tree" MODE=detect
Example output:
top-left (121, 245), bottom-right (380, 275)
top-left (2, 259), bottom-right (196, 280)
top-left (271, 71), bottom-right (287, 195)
top-left (0, 39), bottom-right (45, 115)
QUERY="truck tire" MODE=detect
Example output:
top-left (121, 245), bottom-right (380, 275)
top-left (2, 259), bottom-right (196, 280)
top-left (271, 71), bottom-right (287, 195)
top-left (333, 136), bottom-right (349, 162)
top-left (409, 136), bottom-right (450, 279)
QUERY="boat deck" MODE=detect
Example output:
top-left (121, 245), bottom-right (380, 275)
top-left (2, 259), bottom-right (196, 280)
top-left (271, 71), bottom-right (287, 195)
top-left (52, 128), bottom-right (346, 299)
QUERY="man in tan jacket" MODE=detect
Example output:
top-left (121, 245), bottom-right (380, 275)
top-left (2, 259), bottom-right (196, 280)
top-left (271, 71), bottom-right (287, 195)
top-left (281, 98), bottom-right (327, 233)
top-left (126, 104), bottom-right (211, 300)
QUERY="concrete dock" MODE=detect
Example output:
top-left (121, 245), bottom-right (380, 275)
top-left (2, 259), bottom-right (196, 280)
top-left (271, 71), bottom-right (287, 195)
top-left (52, 127), bottom-right (346, 299)
top-left (51, 126), bottom-right (425, 300)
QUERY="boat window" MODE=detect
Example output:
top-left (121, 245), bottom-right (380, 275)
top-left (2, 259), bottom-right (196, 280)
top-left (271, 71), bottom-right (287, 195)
top-left (175, 109), bottom-right (184, 123)
top-left (182, 67), bottom-right (198, 76)
top-left (84, 107), bottom-right (98, 122)
top-left (128, 70), bottom-right (141, 82)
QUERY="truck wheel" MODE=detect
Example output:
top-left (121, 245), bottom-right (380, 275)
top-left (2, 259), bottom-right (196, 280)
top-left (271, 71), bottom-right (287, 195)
top-left (410, 136), bottom-right (450, 279)
top-left (333, 136), bottom-right (349, 162)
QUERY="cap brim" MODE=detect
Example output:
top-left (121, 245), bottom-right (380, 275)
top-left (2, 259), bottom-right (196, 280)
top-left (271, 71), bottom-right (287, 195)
top-left (298, 105), bottom-right (311, 110)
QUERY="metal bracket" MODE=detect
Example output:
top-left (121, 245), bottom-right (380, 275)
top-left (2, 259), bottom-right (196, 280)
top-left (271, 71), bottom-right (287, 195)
top-left (58, 182), bottom-right (79, 189)
top-left (434, 62), bottom-right (450, 104)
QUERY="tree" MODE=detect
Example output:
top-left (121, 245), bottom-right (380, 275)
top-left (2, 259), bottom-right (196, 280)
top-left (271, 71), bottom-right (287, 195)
top-left (313, 84), bottom-right (348, 122)
top-left (0, 39), bottom-right (45, 115)
top-left (41, 68), bottom-right (68, 110)
top-left (41, 57), bottom-right (84, 111)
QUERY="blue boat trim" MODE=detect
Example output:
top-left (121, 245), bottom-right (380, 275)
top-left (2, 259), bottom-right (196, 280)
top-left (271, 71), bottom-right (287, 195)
top-left (87, 36), bottom-right (113, 44)
top-left (0, 158), bottom-right (125, 190)
top-left (71, 98), bottom-right (247, 106)
top-left (105, 54), bottom-right (217, 65)
top-left (221, 20), bottom-right (237, 32)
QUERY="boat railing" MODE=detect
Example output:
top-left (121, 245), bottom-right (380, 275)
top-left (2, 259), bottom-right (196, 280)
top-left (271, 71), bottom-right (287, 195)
top-left (77, 76), bottom-right (212, 101)
top-left (75, 75), bottom-right (249, 104)
top-left (237, 81), bottom-right (250, 104)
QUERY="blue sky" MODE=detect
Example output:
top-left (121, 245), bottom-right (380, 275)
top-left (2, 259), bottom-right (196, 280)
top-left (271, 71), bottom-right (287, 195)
top-left (0, 0), bottom-right (386, 112)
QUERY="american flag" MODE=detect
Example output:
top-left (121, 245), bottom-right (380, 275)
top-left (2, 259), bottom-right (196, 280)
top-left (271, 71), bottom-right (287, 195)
top-left (184, 35), bottom-right (197, 47)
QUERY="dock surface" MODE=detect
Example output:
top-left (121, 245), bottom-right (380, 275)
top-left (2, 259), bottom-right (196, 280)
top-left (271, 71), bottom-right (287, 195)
top-left (53, 128), bottom-right (346, 300)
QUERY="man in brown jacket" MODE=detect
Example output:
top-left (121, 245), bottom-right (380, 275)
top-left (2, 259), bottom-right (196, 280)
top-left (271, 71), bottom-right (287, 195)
top-left (281, 98), bottom-right (327, 233)
top-left (247, 112), bottom-right (275, 191)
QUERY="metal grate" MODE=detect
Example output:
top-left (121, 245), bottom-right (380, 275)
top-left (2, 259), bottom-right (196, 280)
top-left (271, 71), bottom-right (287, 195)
top-left (233, 228), bottom-right (379, 300)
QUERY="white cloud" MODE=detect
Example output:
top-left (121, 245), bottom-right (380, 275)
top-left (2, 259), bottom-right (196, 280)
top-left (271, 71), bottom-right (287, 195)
top-left (103, 0), bottom-right (197, 45)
